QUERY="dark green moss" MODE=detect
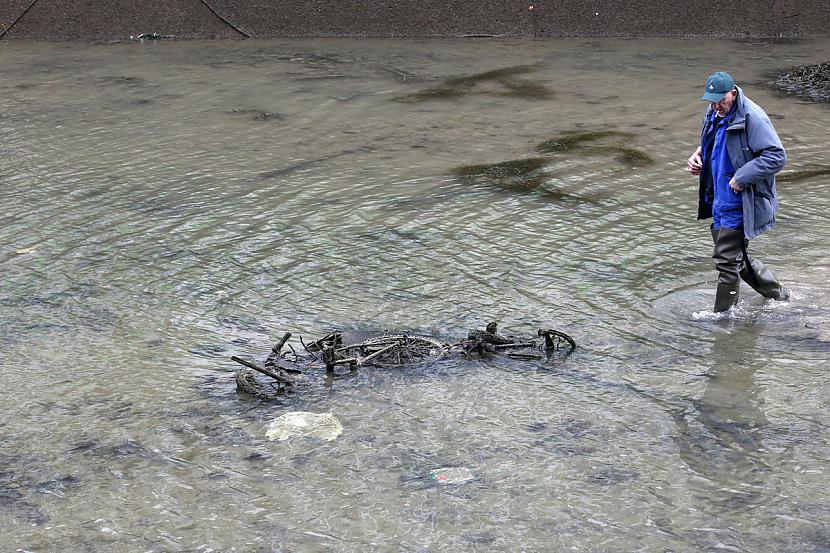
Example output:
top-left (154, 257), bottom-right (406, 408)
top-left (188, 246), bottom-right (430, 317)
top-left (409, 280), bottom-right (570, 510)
top-left (395, 87), bottom-right (466, 103)
top-left (98, 75), bottom-right (145, 87)
top-left (498, 78), bottom-right (555, 99)
top-left (777, 167), bottom-right (830, 182)
top-left (453, 157), bottom-right (549, 178)
top-left (452, 157), bottom-right (550, 192)
top-left (443, 65), bottom-right (534, 87)
top-left (536, 187), bottom-right (605, 205)
top-left (536, 130), bottom-right (635, 154)
top-left (496, 173), bottom-right (548, 192)
top-left (394, 65), bottom-right (552, 103)
top-left (614, 147), bottom-right (654, 167)
top-left (534, 130), bottom-right (652, 167)
top-left (586, 146), bottom-right (655, 167)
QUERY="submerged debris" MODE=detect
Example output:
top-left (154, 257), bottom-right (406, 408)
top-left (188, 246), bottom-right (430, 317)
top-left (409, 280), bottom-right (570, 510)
top-left (226, 107), bottom-right (281, 121)
top-left (232, 332), bottom-right (297, 400)
top-left (336, 334), bottom-right (449, 367)
top-left (230, 322), bottom-right (576, 401)
top-left (429, 467), bottom-right (475, 485)
top-left (772, 62), bottom-right (830, 103)
top-left (129, 33), bottom-right (176, 41)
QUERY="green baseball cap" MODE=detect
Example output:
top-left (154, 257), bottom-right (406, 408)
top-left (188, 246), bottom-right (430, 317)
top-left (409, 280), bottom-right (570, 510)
top-left (700, 71), bottom-right (735, 102)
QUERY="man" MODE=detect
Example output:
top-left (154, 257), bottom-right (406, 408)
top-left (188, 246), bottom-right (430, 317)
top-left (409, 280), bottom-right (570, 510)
top-left (687, 71), bottom-right (790, 312)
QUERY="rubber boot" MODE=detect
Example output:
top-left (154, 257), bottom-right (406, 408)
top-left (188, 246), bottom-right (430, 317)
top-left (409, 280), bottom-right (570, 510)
top-left (740, 257), bottom-right (790, 301)
top-left (712, 227), bottom-right (790, 303)
top-left (711, 227), bottom-right (744, 312)
top-left (713, 282), bottom-right (740, 312)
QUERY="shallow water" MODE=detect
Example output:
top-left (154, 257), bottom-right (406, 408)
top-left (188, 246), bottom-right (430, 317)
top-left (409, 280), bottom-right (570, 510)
top-left (2, 37), bottom-right (829, 552)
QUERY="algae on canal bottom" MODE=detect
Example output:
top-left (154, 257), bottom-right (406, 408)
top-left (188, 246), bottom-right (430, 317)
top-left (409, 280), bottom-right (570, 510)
top-left (590, 146), bottom-right (655, 167)
top-left (777, 166), bottom-right (830, 183)
top-left (536, 130), bottom-right (636, 154)
top-left (536, 130), bottom-right (654, 167)
top-left (395, 65), bottom-right (553, 103)
top-left (452, 157), bottom-right (550, 192)
top-left (450, 129), bottom-right (655, 196)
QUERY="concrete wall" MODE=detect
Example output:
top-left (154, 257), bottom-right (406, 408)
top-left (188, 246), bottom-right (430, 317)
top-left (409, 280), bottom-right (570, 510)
top-left (1, 0), bottom-right (829, 40)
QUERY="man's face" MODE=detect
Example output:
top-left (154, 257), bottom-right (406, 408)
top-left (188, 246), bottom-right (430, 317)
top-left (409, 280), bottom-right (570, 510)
top-left (711, 89), bottom-right (736, 116)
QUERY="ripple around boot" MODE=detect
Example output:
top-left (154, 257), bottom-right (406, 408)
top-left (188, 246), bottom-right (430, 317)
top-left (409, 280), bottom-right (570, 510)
top-left (773, 288), bottom-right (791, 301)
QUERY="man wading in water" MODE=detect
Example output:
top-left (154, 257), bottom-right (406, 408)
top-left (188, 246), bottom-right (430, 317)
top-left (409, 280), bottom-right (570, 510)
top-left (687, 71), bottom-right (790, 312)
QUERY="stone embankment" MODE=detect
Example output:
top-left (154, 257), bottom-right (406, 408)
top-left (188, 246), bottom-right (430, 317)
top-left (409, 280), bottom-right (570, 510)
top-left (1, 0), bottom-right (829, 41)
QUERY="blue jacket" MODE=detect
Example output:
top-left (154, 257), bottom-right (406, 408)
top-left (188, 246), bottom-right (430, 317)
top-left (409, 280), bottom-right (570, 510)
top-left (697, 86), bottom-right (787, 239)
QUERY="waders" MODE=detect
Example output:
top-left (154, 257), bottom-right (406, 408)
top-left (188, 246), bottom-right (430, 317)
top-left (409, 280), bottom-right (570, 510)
top-left (710, 227), bottom-right (789, 312)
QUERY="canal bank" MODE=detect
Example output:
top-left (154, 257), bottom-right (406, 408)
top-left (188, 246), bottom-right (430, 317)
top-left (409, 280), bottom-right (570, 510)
top-left (1, 0), bottom-right (830, 41)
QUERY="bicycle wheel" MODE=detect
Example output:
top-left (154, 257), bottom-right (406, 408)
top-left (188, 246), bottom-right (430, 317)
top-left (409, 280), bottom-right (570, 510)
top-left (340, 335), bottom-right (449, 367)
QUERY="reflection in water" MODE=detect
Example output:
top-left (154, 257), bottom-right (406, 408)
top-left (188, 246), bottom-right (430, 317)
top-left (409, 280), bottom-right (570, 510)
top-left (674, 325), bottom-right (771, 511)
top-left (698, 330), bottom-right (769, 454)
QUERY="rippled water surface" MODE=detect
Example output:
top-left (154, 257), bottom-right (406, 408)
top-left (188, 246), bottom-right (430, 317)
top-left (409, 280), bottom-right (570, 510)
top-left (2, 38), bottom-right (830, 552)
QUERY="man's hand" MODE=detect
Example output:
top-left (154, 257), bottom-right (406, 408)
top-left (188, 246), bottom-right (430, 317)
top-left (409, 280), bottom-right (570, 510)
top-left (688, 147), bottom-right (703, 175)
top-left (729, 176), bottom-right (743, 193)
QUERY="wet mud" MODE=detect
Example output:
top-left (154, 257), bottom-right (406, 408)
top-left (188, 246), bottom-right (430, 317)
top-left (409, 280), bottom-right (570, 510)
top-left (536, 130), bottom-right (634, 153)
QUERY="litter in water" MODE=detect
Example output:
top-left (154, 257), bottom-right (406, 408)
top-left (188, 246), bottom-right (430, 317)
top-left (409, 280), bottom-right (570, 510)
top-left (429, 467), bottom-right (475, 485)
top-left (265, 411), bottom-right (343, 442)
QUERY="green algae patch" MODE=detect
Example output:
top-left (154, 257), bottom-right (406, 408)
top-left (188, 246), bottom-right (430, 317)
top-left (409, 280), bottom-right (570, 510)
top-left (446, 65), bottom-right (537, 84)
top-left (395, 65), bottom-right (553, 103)
top-left (452, 157), bottom-right (550, 192)
top-left (497, 78), bottom-right (554, 99)
top-left (395, 86), bottom-right (466, 103)
top-left (534, 184), bottom-right (603, 204)
top-left (536, 130), bottom-right (635, 154)
top-left (588, 146), bottom-right (655, 167)
top-left (452, 128), bottom-right (653, 197)
top-left (454, 157), bottom-right (549, 178)
top-left (777, 167), bottom-right (830, 183)
top-left (613, 147), bottom-right (655, 167)
top-left (536, 130), bottom-right (652, 167)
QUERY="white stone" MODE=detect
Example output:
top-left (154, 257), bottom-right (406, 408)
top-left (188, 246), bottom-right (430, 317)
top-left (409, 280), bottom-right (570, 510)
top-left (266, 412), bottom-right (343, 441)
